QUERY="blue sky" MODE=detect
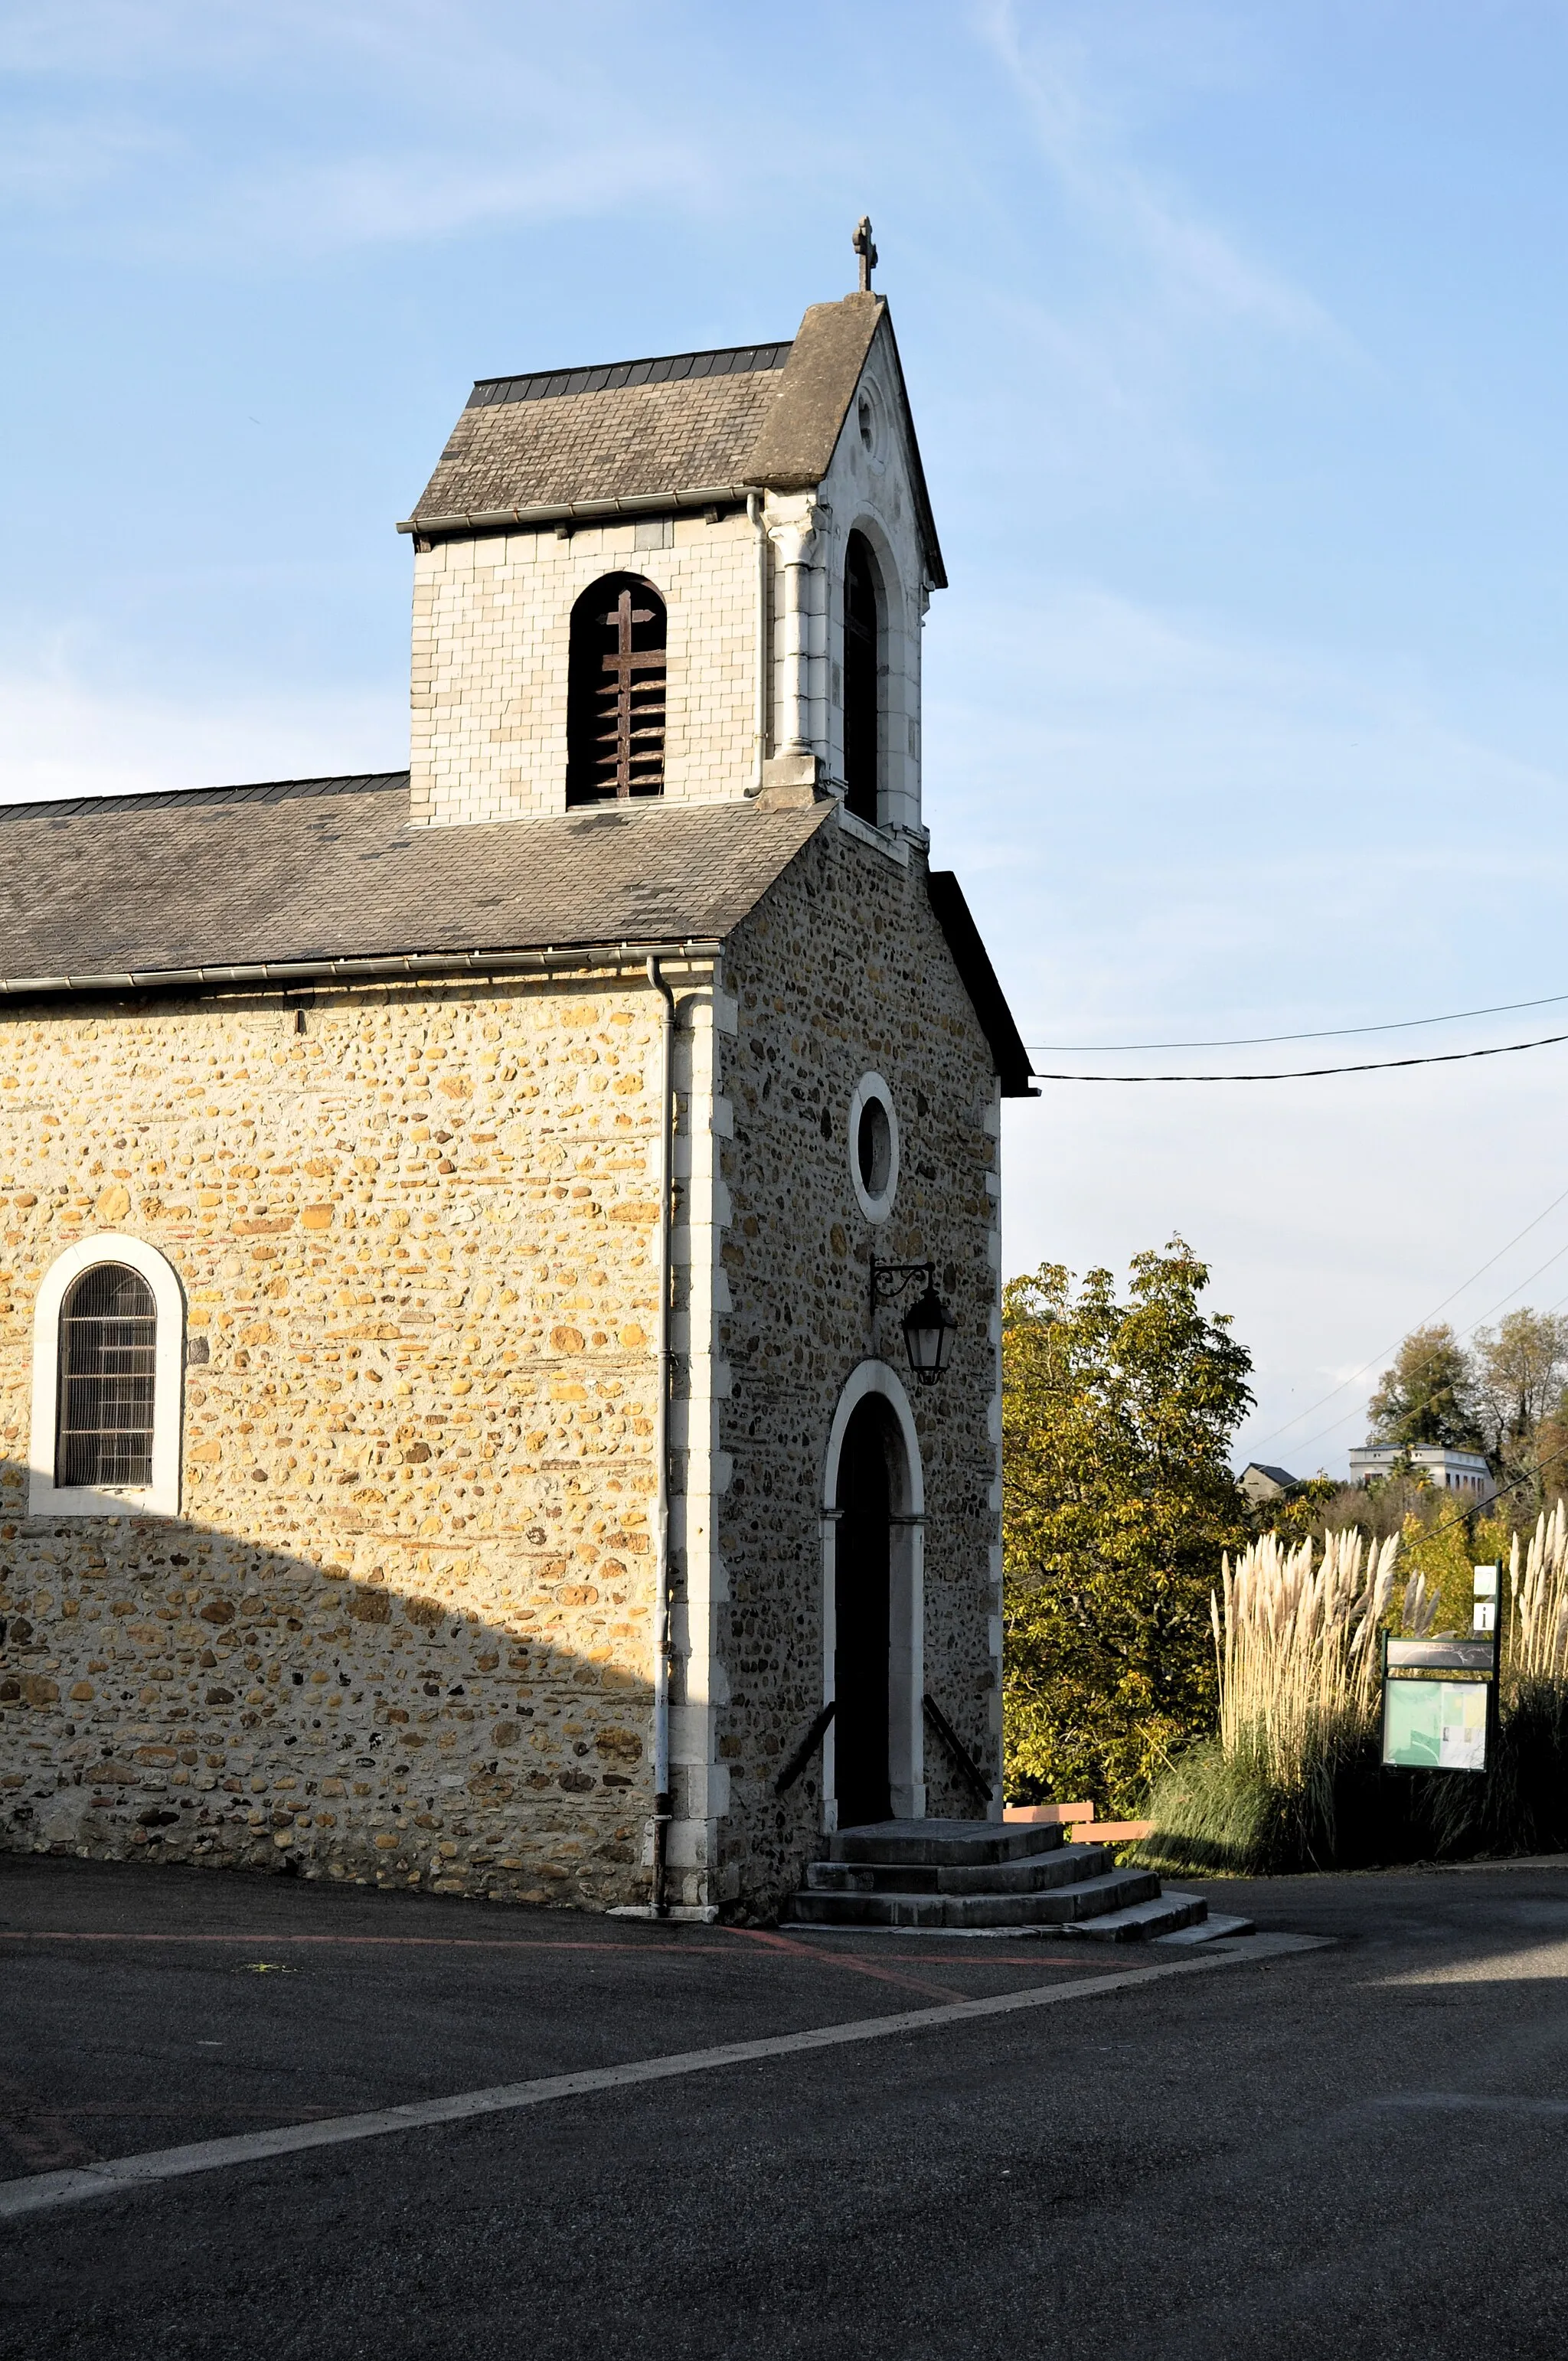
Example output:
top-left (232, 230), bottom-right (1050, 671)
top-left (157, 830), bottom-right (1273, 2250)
top-left (6, 1), bottom-right (1568, 1471)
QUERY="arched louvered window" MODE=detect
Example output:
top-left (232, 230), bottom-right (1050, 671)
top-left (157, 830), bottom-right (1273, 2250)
top-left (566, 573), bottom-right (668, 804)
top-left (57, 1263), bottom-right (158, 1488)
top-left (842, 530), bottom-right (882, 826)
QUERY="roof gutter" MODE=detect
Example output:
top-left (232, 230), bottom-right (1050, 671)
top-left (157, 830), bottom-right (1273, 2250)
top-left (0, 939), bottom-right (724, 1000)
top-left (397, 486), bottom-right (763, 538)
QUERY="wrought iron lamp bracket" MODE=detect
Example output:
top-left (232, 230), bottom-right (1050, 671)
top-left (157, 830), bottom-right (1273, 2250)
top-left (869, 1258), bottom-right (935, 1315)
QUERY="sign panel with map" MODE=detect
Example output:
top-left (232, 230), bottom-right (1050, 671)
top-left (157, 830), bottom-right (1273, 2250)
top-left (1381, 1621), bottom-right (1496, 1773)
top-left (1381, 1675), bottom-right (1489, 1771)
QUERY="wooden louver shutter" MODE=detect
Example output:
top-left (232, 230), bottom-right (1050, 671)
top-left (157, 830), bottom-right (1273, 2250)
top-left (567, 578), bottom-right (667, 803)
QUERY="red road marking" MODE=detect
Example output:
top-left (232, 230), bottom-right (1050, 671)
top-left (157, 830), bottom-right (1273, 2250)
top-left (724, 1925), bottom-right (969, 2003)
top-left (0, 1929), bottom-right (1109, 1976)
top-left (0, 1932), bottom-right (731, 1954)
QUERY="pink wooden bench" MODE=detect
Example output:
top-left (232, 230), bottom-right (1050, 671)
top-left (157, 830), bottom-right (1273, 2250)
top-left (1004, 1801), bottom-right (1153, 1843)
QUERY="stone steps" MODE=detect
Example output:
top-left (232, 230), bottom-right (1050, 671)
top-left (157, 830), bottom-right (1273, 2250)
top-left (828, 1817), bottom-right (1067, 1866)
top-left (1061, 1892), bottom-right (1209, 1941)
top-left (788, 1868), bottom-right (1163, 1932)
top-left (1152, 1909), bottom-right (1256, 1946)
top-left (784, 1817), bottom-right (1202, 1938)
top-left (803, 1840), bottom-right (1112, 1896)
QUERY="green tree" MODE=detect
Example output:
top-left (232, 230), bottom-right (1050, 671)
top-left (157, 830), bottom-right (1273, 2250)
top-left (1472, 1308), bottom-right (1568, 1471)
top-left (1367, 1323), bottom-right (1481, 1452)
top-left (1002, 1238), bottom-right (1253, 1815)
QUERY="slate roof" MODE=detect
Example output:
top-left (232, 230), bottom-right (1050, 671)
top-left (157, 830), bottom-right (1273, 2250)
top-left (747, 298), bottom-right (884, 489)
top-left (403, 293), bottom-right (945, 583)
top-left (0, 775), bottom-right (829, 990)
top-left (926, 874), bottom-right (1035, 1099)
top-left (0, 772), bottom-right (1034, 1091)
top-left (415, 345), bottom-right (792, 521)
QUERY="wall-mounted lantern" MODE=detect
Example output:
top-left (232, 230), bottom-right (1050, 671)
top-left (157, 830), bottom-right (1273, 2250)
top-left (871, 1259), bottom-right (956, 1386)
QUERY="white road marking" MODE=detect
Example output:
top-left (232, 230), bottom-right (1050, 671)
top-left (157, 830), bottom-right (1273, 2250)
top-left (1377, 2092), bottom-right (1568, 2118)
top-left (1383, 1938), bottom-right (1568, 1985)
top-left (0, 1931), bottom-right (1324, 2222)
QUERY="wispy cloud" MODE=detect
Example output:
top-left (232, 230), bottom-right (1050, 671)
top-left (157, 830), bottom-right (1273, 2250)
top-left (0, 112), bottom-right (168, 204)
top-left (927, 582), bottom-right (1568, 1041)
top-left (169, 139), bottom-right (712, 261)
top-left (937, 572), bottom-right (1568, 1472)
top-left (979, 0), bottom-right (1336, 341)
top-left (0, 2), bottom-right (730, 260)
top-left (0, 661), bottom-right (404, 805)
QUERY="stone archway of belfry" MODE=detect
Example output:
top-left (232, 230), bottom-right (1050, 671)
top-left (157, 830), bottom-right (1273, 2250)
top-left (822, 1363), bottom-right (925, 1828)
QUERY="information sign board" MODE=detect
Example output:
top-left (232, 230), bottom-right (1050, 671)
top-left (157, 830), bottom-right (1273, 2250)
top-left (1382, 1676), bottom-right (1489, 1770)
top-left (1381, 1612), bottom-right (1497, 1774)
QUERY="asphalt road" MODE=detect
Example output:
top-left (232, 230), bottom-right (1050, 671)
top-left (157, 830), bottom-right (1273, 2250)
top-left (4, 1852), bottom-right (1568, 2358)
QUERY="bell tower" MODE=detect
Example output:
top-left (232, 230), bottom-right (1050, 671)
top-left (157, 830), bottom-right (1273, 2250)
top-left (400, 227), bottom-right (946, 838)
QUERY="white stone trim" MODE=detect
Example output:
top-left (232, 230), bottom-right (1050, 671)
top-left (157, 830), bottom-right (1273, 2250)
top-left (819, 1359), bottom-right (925, 1826)
top-left (854, 380), bottom-right (890, 472)
top-left (834, 802), bottom-right (911, 866)
top-left (847, 1071), bottom-right (899, 1226)
top-left (665, 977), bottom-right (730, 1911)
top-left (28, 1234), bottom-right (185, 1517)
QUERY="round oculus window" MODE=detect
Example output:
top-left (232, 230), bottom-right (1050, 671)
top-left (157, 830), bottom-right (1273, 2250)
top-left (848, 1073), bottom-right (899, 1223)
top-left (858, 1098), bottom-right (891, 1198)
top-left (854, 385), bottom-right (887, 469)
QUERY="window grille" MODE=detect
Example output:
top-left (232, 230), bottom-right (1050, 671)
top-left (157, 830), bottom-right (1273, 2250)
top-left (57, 1263), bottom-right (157, 1488)
top-left (842, 531), bottom-right (880, 825)
top-left (567, 573), bottom-right (667, 803)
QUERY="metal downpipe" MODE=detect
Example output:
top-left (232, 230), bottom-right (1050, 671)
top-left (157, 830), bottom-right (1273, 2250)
top-left (646, 954), bottom-right (677, 1915)
top-left (747, 491), bottom-right (769, 792)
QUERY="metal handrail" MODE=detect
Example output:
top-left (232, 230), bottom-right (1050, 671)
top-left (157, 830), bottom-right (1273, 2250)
top-left (922, 1693), bottom-right (994, 1806)
top-left (774, 1700), bottom-right (836, 1796)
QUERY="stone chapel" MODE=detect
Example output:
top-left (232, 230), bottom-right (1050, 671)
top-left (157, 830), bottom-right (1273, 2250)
top-left (0, 244), bottom-right (1034, 1919)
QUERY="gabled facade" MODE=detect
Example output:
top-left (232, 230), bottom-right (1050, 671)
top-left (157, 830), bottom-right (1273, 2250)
top-left (0, 256), bottom-right (1032, 1917)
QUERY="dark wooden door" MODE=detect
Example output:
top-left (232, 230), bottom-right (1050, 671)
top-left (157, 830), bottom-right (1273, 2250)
top-left (834, 1399), bottom-right (893, 1827)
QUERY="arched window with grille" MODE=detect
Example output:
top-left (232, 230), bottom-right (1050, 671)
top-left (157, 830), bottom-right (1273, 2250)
top-left (58, 1264), bottom-right (157, 1487)
top-left (30, 1236), bottom-right (185, 1514)
top-left (566, 573), bottom-right (668, 804)
top-left (842, 530), bottom-right (883, 826)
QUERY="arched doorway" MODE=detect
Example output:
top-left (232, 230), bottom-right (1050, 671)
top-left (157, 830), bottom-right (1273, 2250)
top-left (833, 1395), bottom-right (897, 1825)
top-left (822, 1361), bottom-right (925, 1827)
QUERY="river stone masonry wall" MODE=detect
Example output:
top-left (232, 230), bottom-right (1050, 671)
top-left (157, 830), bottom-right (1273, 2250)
top-left (694, 815), bottom-right (1004, 1914)
top-left (0, 971), bottom-right (698, 1905)
top-left (0, 826), bottom-right (1005, 1921)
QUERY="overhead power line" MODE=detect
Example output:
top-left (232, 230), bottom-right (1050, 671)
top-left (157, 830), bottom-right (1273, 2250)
top-left (1279, 1251), bottom-right (1568, 1466)
top-left (1030, 986), bottom-right (1568, 1054)
top-left (1250, 1177), bottom-right (1568, 1453)
top-left (1028, 1027), bottom-right (1568, 1083)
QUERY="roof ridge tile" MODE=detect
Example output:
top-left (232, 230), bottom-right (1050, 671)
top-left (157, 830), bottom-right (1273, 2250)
top-left (464, 340), bottom-right (792, 410)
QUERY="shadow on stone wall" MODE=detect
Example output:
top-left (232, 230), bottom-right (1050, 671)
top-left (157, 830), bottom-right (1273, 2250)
top-left (0, 1458), bottom-right (657, 1912)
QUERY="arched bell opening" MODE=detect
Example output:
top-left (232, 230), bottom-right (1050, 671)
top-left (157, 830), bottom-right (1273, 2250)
top-left (841, 529), bottom-right (883, 827)
top-left (566, 573), bottom-right (668, 804)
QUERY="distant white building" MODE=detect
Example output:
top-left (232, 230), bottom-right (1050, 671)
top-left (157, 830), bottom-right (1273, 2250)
top-left (1349, 1445), bottom-right (1494, 1502)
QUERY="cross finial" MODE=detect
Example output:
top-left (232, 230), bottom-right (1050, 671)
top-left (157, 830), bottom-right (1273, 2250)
top-left (852, 215), bottom-right (877, 294)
